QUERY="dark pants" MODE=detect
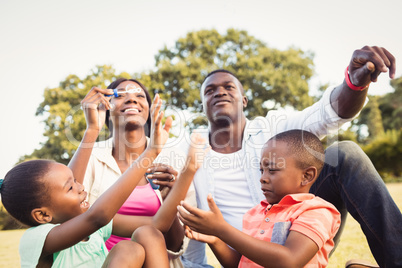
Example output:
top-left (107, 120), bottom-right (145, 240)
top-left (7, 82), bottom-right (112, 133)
top-left (310, 141), bottom-right (402, 268)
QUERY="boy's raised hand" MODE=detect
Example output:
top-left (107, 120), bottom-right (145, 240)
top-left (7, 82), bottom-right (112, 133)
top-left (178, 194), bottom-right (225, 237)
top-left (149, 94), bottom-right (172, 154)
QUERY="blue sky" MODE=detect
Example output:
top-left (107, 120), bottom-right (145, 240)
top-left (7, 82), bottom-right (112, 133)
top-left (1, 0), bottom-right (401, 178)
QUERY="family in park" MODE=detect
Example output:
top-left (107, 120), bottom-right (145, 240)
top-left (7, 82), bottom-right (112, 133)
top-left (1, 45), bottom-right (401, 267)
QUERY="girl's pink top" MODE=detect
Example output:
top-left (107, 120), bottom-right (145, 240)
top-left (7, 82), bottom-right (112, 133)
top-left (105, 183), bottom-right (161, 250)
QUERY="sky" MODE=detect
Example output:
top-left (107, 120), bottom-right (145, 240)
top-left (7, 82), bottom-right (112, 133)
top-left (1, 0), bottom-right (402, 178)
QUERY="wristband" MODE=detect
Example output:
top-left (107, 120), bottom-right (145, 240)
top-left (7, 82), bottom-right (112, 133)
top-left (345, 66), bottom-right (369, 91)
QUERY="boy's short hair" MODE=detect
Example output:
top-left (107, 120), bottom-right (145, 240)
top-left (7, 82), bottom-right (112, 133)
top-left (268, 129), bottom-right (325, 174)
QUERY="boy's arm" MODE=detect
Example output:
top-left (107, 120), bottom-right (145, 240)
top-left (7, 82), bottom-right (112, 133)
top-left (68, 87), bottom-right (113, 184)
top-left (178, 195), bottom-right (319, 268)
top-left (184, 226), bottom-right (241, 268)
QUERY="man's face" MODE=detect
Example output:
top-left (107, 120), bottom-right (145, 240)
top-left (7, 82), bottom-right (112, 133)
top-left (201, 72), bottom-right (248, 125)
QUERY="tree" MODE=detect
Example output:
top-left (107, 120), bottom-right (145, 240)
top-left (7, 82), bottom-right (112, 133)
top-left (355, 75), bottom-right (402, 142)
top-left (380, 76), bottom-right (402, 131)
top-left (360, 96), bottom-right (385, 141)
top-left (363, 129), bottom-right (402, 179)
top-left (19, 65), bottom-right (130, 165)
top-left (22, 28), bottom-right (316, 164)
top-left (141, 28), bottom-right (315, 119)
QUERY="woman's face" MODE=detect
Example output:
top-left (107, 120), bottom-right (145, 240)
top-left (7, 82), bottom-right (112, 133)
top-left (109, 81), bottom-right (150, 130)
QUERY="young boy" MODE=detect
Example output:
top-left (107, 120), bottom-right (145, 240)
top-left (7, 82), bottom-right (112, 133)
top-left (178, 129), bottom-right (341, 267)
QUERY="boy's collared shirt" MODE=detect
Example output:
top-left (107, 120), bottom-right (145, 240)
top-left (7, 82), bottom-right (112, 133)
top-left (239, 193), bottom-right (341, 268)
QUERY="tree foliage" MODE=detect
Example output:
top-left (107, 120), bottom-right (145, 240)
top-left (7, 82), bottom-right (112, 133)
top-left (20, 29), bottom-right (346, 168)
top-left (357, 76), bottom-right (402, 142)
top-left (141, 28), bottom-right (315, 118)
top-left (20, 66), bottom-right (131, 165)
top-left (381, 77), bottom-right (402, 131)
top-left (362, 129), bottom-right (402, 178)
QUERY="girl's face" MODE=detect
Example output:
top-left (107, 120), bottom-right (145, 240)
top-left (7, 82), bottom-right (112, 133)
top-left (109, 81), bottom-right (150, 130)
top-left (45, 163), bottom-right (89, 223)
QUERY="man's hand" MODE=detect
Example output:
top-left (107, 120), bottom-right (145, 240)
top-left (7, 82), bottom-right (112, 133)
top-left (348, 46), bottom-right (396, 87)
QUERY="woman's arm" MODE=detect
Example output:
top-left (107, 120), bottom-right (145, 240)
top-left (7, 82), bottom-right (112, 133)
top-left (68, 87), bottom-right (113, 184)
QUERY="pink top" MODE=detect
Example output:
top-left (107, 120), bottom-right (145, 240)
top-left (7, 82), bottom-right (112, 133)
top-left (239, 194), bottom-right (340, 268)
top-left (105, 183), bottom-right (161, 250)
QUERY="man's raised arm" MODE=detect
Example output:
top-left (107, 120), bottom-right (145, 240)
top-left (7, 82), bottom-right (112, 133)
top-left (330, 46), bottom-right (396, 118)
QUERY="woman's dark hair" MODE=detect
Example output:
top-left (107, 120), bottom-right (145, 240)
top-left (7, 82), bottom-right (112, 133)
top-left (1, 160), bottom-right (53, 226)
top-left (105, 78), bottom-right (152, 137)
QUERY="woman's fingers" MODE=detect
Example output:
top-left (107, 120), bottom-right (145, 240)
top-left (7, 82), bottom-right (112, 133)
top-left (81, 87), bottom-right (113, 110)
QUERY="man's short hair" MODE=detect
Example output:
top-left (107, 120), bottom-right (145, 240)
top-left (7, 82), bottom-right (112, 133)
top-left (203, 69), bottom-right (237, 83)
top-left (201, 69), bottom-right (244, 95)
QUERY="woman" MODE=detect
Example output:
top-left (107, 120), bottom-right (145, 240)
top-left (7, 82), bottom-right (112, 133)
top-left (68, 78), bottom-right (188, 267)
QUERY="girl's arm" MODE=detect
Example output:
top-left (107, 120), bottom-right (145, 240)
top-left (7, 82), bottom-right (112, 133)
top-left (113, 213), bottom-right (186, 252)
top-left (178, 195), bottom-right (319, 268)
top-left (68, 87), bottom-right (113, 184)
top-left (42, 95), bottom-right (172, 256)
top-left (112, 134), bottom-right (209, 249)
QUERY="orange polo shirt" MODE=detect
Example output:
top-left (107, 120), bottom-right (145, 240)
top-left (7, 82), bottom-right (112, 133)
top-left (239, 193), bottom-right (340, 268)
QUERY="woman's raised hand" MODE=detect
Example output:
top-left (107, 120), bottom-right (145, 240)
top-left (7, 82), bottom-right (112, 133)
top-left (149, 94), bottom-right (173, 154)
top-left (80, 87), bottom-right (114, 133)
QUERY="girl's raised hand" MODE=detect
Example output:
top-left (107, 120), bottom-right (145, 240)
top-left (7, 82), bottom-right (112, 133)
top-left (186, 133), bottom-right (210, 172)
top-left (149, 94), bottom-right (173, 154)
top-left (80, 87), bottom-right (113, 133)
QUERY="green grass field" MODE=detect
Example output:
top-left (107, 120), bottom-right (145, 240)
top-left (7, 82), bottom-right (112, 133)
top-left (1, 183), bottom-right (401, 268)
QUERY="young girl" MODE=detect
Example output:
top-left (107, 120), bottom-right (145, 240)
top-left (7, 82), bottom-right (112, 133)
top-left (0, 95), bottom-right (207, 267)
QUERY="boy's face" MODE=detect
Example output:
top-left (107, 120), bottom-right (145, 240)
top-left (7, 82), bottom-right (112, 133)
top-left (44, 163), bottom-right (90, 223)
top-left (259, 140), bottom-right (304, 204)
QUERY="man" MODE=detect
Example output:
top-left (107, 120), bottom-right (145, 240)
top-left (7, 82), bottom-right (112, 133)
top-left (180, 46), bottom-right (402, 268)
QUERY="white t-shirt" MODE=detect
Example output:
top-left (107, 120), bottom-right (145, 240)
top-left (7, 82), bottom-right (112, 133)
top-left (209, 148), bottom-right (254, 231)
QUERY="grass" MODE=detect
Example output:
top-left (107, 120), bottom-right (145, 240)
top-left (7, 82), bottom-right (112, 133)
top-left (0, 183), bottom-right (401, 267)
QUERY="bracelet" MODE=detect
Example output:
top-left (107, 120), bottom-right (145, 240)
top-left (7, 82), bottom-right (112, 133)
top-left (345, 66), bottom-right (369, 91)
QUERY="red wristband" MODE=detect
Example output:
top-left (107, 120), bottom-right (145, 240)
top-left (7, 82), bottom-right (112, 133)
top-left (345, 66), bottom-right (369, 91)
